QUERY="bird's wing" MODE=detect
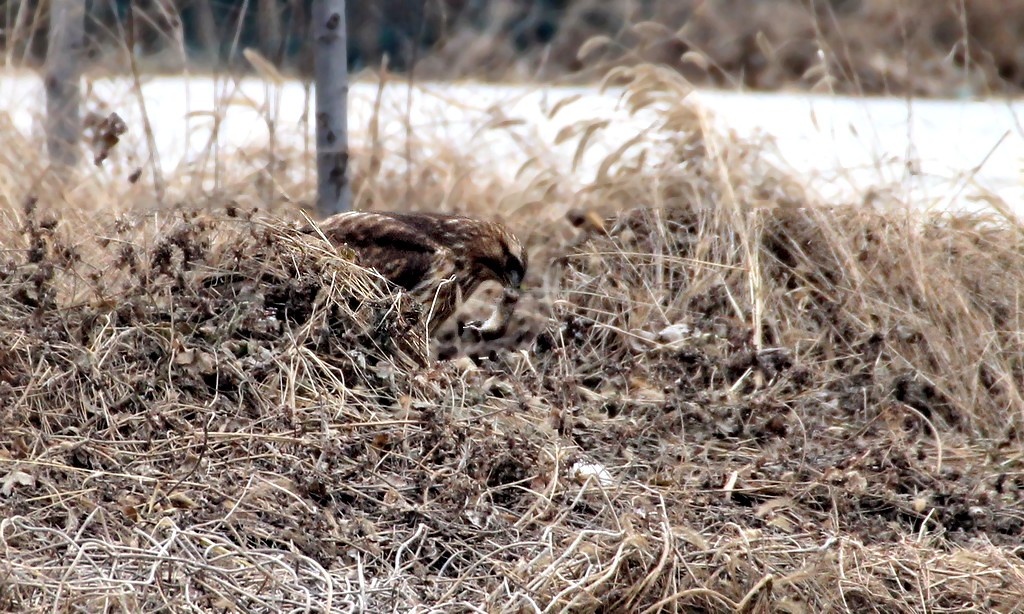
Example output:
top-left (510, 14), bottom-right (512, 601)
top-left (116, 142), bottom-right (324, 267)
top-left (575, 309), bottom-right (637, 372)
top-left (412, 249), bottom-right (463, 329)
top-left (313, 212), bottom-right (450, 292)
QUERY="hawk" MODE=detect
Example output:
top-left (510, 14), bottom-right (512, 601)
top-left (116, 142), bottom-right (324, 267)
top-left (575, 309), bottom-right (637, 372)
top-left (306, 211), bottom-right (527, 335)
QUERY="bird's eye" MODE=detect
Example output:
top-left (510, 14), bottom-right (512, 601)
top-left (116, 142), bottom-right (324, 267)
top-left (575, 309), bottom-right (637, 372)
top-left (509, 257), bottom-right (524, 275)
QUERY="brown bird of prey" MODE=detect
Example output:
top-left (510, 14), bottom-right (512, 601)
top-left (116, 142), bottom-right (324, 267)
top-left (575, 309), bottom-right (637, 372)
top-left (307, 211), bottom-right (527, 335)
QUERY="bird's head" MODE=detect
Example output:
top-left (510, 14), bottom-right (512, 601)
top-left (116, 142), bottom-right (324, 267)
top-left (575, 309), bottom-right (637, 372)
top-left (475, 222), bottom-right (528, 291)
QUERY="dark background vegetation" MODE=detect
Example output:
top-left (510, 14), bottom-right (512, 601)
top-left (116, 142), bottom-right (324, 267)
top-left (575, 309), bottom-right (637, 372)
top-left (4, 0), bottom-right (1024, 96)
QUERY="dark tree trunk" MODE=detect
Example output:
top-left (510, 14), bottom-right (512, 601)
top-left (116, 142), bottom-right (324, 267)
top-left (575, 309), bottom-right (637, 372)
top-left (257, 0), bottom-right (282, 61)
top-left (313, 0), bottom-right (352, 217)
top-left (192, 0), bottom-right (220, 63)
top-left (45, 0), bottom-right (85, 170)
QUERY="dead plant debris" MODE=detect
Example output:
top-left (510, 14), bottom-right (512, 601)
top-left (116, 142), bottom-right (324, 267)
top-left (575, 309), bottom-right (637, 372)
top-left (2, 68), bottom-right (1024, 613)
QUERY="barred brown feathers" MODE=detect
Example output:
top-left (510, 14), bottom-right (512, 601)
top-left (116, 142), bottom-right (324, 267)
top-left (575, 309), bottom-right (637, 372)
top-left (306, 211), bottom-right (527, 333)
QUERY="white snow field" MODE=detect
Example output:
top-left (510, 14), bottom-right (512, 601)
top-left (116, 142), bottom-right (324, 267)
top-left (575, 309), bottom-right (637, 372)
top-left (2, 69), bottom-right (1023, 214)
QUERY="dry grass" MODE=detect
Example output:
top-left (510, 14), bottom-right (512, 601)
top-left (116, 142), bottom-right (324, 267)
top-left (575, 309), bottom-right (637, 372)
top-left (3, 64), bottom-right (1024, 612)
top-left (325, 0), bottom-right (1024, 96)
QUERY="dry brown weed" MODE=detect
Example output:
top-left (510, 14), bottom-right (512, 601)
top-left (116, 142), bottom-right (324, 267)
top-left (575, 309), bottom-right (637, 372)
top-left (2, 65), bottom-right (1024, 613)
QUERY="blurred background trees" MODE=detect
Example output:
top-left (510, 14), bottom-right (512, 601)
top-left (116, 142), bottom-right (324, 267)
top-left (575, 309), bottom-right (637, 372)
top-left (3, 0), bottom-right (1024, 97)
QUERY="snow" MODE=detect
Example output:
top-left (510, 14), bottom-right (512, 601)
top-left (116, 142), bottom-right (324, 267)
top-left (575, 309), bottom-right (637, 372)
top-left (2, 70), bottom-right (1022, 213)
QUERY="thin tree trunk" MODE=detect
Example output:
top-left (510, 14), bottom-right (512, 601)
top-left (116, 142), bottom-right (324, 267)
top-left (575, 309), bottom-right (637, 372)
top-left (313, 0), bottom-right (352, 216)
top-left (45, 0), bottom-right (85, 170)
top-left (257, 0), bottom-right (281, 61)
top-left (192, 0), bottom-right (220, 63)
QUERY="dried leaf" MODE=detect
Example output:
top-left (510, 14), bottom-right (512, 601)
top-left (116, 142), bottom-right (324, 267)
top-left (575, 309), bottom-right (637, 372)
top-left (577, 35), bottom-right (614, 61)
top-left (547, 94), bottom-right (583, 120)
top-left (680, 50), bottom-right (710, 71)
top-left (631, 21), bottom-right (674, 39)
top-left (1, 469), bottom-right (34, 497)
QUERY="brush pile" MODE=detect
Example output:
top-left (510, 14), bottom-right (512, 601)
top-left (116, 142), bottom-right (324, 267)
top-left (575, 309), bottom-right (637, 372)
top-left (0, 205), bottom-right (444, 610)
top-left (3, 67), bottom-right (1024, 612)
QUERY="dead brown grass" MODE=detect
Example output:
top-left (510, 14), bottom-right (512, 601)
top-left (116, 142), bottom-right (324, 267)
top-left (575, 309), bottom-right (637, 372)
top-left (2, 64), bottom-right (1024, 612)
top-left (412, 0), bottom-right (1024, 97)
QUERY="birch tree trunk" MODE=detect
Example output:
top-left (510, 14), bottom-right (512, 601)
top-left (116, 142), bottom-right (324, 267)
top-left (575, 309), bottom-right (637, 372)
top-left (313, 0), bottom-right (352, 216)
top-left (45, 0), bottom-right (85, 170)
